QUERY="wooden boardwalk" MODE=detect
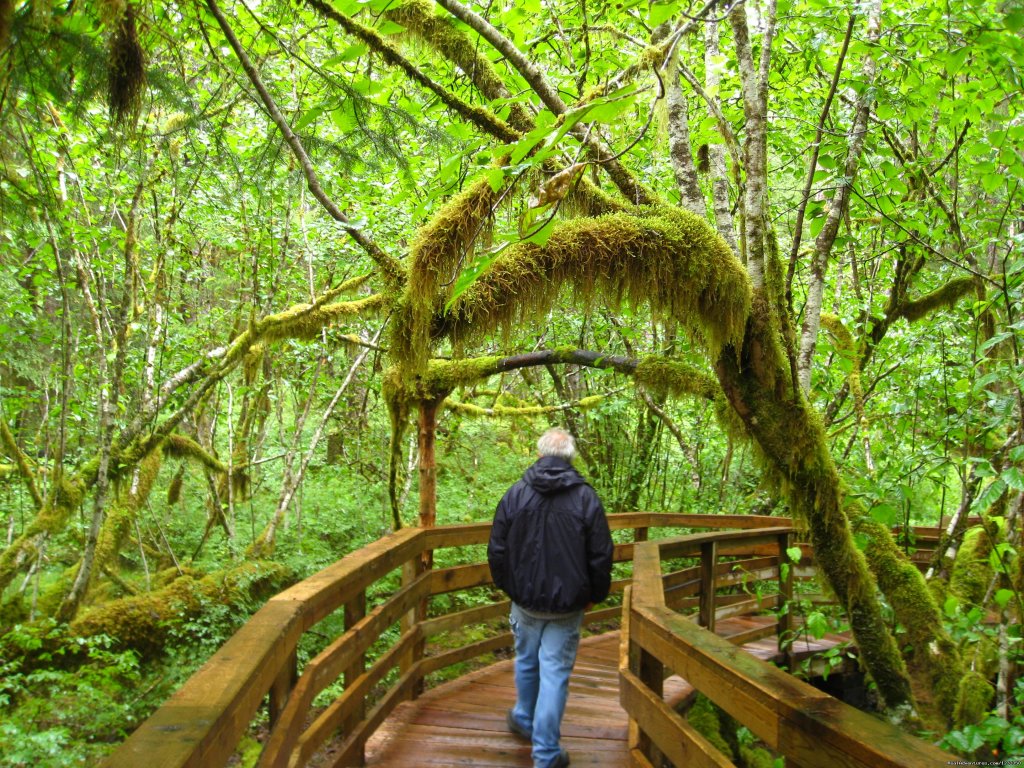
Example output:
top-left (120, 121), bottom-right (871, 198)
top-left (361, 617), bottom-right (850, 767)
top-left (363, 633), bottom-right (657, 767)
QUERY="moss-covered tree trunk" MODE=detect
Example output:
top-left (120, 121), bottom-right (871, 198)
top-left (715, 301), bottom-right (914, 711)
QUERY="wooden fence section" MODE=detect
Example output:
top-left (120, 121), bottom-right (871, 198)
top-left (622, 531), bottom-right (954, 768)
top-left (103, 513), bottom-right (955, 768)
top-left (104, 513), bottom-right (776, 768)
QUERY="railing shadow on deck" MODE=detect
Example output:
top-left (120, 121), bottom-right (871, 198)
top-left (102, 514), bottom-right (953, 768)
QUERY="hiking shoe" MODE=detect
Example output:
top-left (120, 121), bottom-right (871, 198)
top-left (506, 709), bottom-right (532, 740)
top-left (547, 750), bottom-right (570, 768)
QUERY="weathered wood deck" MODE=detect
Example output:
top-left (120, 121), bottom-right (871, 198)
top-left (359, 616), bottom-right (849, 767)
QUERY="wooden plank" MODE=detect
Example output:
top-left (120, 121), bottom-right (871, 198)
top-left (419, 632), bottom-right (514, 676)
top-left (103, 600), bottom-right (304, 768)
top-left (429, 562), bottom-right (492, 594)
top-left (275, 527), bottom-right (423, 630)
top-left (296, 628), bottom-right (421, 766)
top-left (330, 661), bottom-right (425, 768)
top-left (630, 606), bottom-right (814, 748)
top-left (632, 543), bottom-right (666, 608)
top-left (609, 512), bottom-right (790, 530)
top-left (699, 541), bottom-right (717, 632)
top-left (421, 599), bottom-right (508, 637)
top-left (258, 573), bottom-right (432, 767)
top-left (619, 667), bottom-right (735, 768)
top-left (778, 695), bottom-right (954, 768)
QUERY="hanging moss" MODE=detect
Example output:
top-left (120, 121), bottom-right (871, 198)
top-left (107, 3), bottom-right (145, 127)
top-left (443, 207), bottom-right (750, 361)
top-left (953, 671), bottom-right (993, 729)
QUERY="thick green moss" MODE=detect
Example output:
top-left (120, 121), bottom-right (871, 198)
top-left (445, 207), bottom-right (750, 361)
top-left (949, 526), bottom-right (996, 605)
top-left (69, 562), bottom-right (291, 654)
top-left (897, 277), bottom-right (977, 324)
top-left (953, 671), bottom-right (993, 729)
top-left (687, 695), bottom-right (734, 759)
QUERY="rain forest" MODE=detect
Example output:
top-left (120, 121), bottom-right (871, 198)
top-left (1, 0), bottom-right (1022, 764)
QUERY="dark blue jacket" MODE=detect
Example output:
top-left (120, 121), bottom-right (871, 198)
top-left (488, 456), bottom-right (613, 614)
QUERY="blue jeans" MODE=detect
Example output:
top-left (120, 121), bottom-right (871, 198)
top-left (508, 603), bottom-right (583, 768)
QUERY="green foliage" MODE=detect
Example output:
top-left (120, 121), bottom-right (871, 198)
top-left (0, 622), bottom-right (146, 767)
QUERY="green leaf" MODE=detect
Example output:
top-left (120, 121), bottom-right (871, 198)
top-left (1002, 466), bottom-right (1024, 492)
top-left (972, 478), bottom-right (1007, 515)
top-left (869, 503), bottom-right (898, 526)
top-left (805, 611), bottom-right (829, 640)
top-left (994, 589), bottom-right (1014, 610)
top-left (649, 1), bottom-right (680, 28)
top-left (945, 47), bottom-right (970, 75)
top-left (486, 167), bottom-right (505, 193)
top-left (786, 546), bottom-right (803, 563)
top-left (981, 173), bottom-right (1004, 194)
top-left (943, 595), bottom-right (960, 618)
top-left (525, 218), bottom-right (556, 246)
top-left (293, 106), bottom-right (324, 133)
top-left (989, 542), bottom-right (1016, 570)
top-left (375, 20), bottom-right (406, 34)
top-left (445, 246), bottom-right (508, 310)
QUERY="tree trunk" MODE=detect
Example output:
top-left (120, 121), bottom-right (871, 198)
top-left (715, 303), bottom-right (914, 711)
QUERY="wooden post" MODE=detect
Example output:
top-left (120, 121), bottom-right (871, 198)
top-left (626, 592), bottom-right (665, 766)
top-left (400, 556), bottom-right (428, 700)
top-left (416, 397), bottom-right (443, 532)
top-left (699, 540), bottom-right (717, 632)
top-left (267, 647), bottom-right (297, 729)
top-left (342, 589), bottom-right (367, 750)
top-left (778, 532), bottom-right (795, 670)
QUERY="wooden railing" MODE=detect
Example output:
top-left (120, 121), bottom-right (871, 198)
top-left (103, 512), bottom-right (780, 768)
top-left (622, 528), bottom-right (955, 767)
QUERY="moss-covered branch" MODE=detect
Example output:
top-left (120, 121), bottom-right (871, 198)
top-left (445, 393), bottom-right (607, 418)
top-left (385, 0), bottom-right (534, 133)
top-left (0, 417), bottom-right (43, 509)
top-left (442, 207), bottom-right (750, 360)
top-left (66, 562), bottom-right (292, 654)
top-left (303, 0), bottom-right (519, 143)
top-left (892, 277), bottom-right (977, 324)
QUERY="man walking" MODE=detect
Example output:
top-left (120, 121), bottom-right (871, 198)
top-left (487, 428), bottom-right (614, 768)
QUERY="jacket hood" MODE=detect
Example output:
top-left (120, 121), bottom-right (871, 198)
top-left (523, 456), bottom-right (585, 495)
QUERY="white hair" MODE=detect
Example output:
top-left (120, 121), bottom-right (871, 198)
top-left (537, 428), bottom-right (576, 461)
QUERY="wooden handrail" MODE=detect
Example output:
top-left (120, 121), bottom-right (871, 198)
top-left (105, 512), bottom-right (734, 767)
top-left (104, 515), bottom-right (955, 768)
top-left (623, 530), bottom-right (956, 767)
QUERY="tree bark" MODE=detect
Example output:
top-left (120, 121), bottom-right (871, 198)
top-left (796, 1), bottom-right (881, 393)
